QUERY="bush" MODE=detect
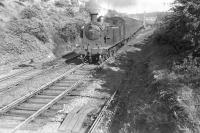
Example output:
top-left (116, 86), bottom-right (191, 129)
top-left (173, 56), bottom-right (200, 78)
top-left (153, 23), bottom-right (192, 53)
top-left (57, 23), bottom-right (79, 43)
top-left (64, 7), bottom-right (75, 17)
top-left (154, 0), bottom-right (200, 54)
top-left (54, 0), bottom-right (69, 7)
top-left (0, 2), bottom-right (5, 7)
top-left (7, 19), bottom-right (48, 43)
top-left (19, 5), bottom-right (41, 19)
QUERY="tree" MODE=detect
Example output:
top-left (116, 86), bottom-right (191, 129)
top-left (173, 0), bottom-right (200, 50)
top-left (154, 0), bottom-right (200, 53)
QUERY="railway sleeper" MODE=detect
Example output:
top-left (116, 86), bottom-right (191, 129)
top-left (33, 95), bottom-right (55, 99)
top-left (0, 119), bottom-right (21, 128)
top-left (72, 73), bottom-right (90, 77)
top-left (47, 88), bottom-right (67, 92)
top-left (27, 96), bottom-right (74, 104)
top-left (2, 113), bottom-right (50, 121)
top-left (56, 97), bottom-right (78, 105)
top-left (8, 109), bottom-right (35, 117)
top-left (8, 109), bottom-right (58, 118)
top-left (40, 90), bottom-right (64, 96)
top-left (57, 80), bottom-right (78, 84)
top-left (15, 104), bottom-right (64, 112)
top-left (27, 98), bottom-right (53, 104)
top-left (53, 83), bottom-right (75, 87)
top-left (15, 103), bottom-right (45, 111)
top-left (0, 118), bottom-right (53, 130)
top-left (0, 115), bottom-right (26, 121)
top-left (48, 86), bottom-right (70, 90)
top-left (74, 70), bottom-right (90, 74)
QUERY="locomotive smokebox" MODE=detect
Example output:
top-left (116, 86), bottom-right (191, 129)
top-left (90, 12), bottom-right (98, 23)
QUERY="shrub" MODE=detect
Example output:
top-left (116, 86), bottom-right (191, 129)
top-left (64, 7), bottom-right (75, 17)
top-left (57, 23), bottom-right (79, 43)
top-left (7, 19), bottom-right (48, 43)
top-left (0, 2), bottom-right (5, 7)
top-left (173, 56), bottom-right (200, 77)
top-left (154, 0), bottom-right (200, 54)
top-left (20, 5), bottom-right (41, 19)
top-left (54, 0), bottom-right (69, 7)
top-left (153, 22), bottom-right (192, 53)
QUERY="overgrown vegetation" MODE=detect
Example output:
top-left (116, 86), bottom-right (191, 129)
top-left (0, 0), bottom-right (91, 66)
top-left (152, 0), bottom-right (200, 132)
top-left (154, 0), bottom-right (200, 54)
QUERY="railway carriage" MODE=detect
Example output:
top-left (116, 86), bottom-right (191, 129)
top-left (77, 12), bottom-right (143, 63)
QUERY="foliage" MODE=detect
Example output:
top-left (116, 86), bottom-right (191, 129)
top-left (173, 0), bottom-right (200, 49)
top-left (57, 23), bottom-right (79, 43)
top-left (7, 19), bottom-right (48, 43)
top-left (64, 7), bottom-right (75, 17)
top-left (172, 55), bottom-right (200, 90)
top-left (154, 0), bottom-right (200, 53)
top-left (20, 5), bottom-right (41, 19)
top-left (54, 0), bottom-right (69, 7)
top-left (0, 1), bottom-right (5, 7)
top-left (173, 56), bottom-right (200, 75)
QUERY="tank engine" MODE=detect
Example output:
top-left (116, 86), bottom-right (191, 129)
top-left (77, 12), bottom-right (143, 63)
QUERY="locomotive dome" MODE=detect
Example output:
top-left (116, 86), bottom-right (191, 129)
top-left (85, 24), bottom-right (101, 41)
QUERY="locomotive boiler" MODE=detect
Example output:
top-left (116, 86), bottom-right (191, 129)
top-left (77, 12), bottom-right (143, 63)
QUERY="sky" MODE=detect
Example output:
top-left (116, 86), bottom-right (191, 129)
top-left (98, 0), bottom-right (175, 14)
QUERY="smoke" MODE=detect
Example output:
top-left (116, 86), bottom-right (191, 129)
top-left (85, 0), bottom-right (100, 13)
top-left (85, 0), bottom-right (137, 15)
top-left (105, 0), bottom-right (137, 8)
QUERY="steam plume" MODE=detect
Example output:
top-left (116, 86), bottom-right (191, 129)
top-left (85, 0), bottom-right (137, 16)
top-left (105, 0), bottom-right (137, 8)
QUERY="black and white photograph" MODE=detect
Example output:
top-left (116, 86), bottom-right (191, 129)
top-left (0, 0), bottom-right (199, 133)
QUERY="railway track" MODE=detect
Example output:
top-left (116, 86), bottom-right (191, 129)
top-left (0, 52), bottom-right (78, 83)
top-left (0, 61), bottom-right (116, 133)
top-left (0, 63), bottom-right (96, 132)
top-left (0, 68), bottom-right (33, 83)
top-left (0, 52), bottom-right (79, 94)
top-left (88, 90), bottom-right (118, 133)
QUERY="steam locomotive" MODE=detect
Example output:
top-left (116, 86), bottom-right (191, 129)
top-left (77, 12), bottom-right (143, 63)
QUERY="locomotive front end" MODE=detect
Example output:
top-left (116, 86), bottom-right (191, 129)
top-left (79, 12), bottom-right (106, 63)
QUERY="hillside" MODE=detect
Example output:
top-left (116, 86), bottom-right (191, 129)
top-left (0, 0), bottom-right (89, 69)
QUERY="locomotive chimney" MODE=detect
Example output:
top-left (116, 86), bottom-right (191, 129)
top-left (90, 12), bottom-right (98, 23)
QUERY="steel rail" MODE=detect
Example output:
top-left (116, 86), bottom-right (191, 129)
top-left (0, 64), bottom-right (84, 114)
top-left (88, 90), bottom-right (117, 133)
top-left (10, 74), bottom-right (87, 133)
top-left (0, 68), bottom-right (33, 83)
top-left (0, 52), bottom-right (77, 83)
top-left (0, 63), bottom-right (67, 94)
